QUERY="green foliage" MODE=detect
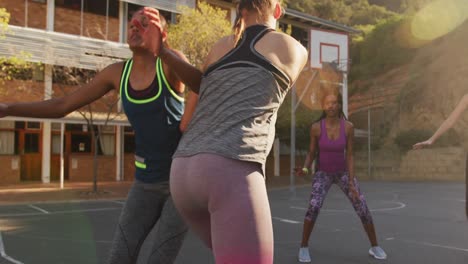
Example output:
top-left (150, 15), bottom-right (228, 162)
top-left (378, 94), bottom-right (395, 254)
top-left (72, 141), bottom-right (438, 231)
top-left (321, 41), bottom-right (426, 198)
top-left (276, 93), bottom-right (322, 150)
top-left (0, 8), bottom-right (9, 37)
top-left (168, 2), bottom-right (231, 69)
top-left (349, 15), bottom-right (417, 80)
top-left (369, 0), bottom-right (434, 13)
top-left (394, 129), bottom-right (460, 152)
top-left (285, 0), bottom-right (396, 27)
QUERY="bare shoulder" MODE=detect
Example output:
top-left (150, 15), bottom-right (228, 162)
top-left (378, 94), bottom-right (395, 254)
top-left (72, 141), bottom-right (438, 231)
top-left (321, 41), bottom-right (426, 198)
top-left (97, 61), bottom-right (127, 89)
top-left (311, 121), bottom-right (321, 136)
top-left (260, 31), bottom-right (308, 82)
top-left (203, 35), bottom-right (236, 71)
top-left (270, 31), bottom-right (307, 54)
top-left (102, 61), bottom-right (126, 76)
top-left (345, 120), bottom-right (354, 135)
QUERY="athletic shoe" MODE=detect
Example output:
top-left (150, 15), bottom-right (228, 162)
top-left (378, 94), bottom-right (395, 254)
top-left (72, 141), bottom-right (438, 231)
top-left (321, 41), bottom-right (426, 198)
top-left (298, 247), bottom-right (311, 263)
top-left (369, 246), bottom-right (387, 260)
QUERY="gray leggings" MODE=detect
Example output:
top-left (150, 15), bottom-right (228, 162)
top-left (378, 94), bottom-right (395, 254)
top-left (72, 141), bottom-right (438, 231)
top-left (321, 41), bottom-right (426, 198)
top-left (107, 180), bottom-right (187, 264)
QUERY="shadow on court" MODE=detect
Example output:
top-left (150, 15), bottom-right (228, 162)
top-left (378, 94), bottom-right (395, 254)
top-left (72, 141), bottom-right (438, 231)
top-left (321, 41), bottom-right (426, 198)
top-left (0, 181), bottom-right (467, 264)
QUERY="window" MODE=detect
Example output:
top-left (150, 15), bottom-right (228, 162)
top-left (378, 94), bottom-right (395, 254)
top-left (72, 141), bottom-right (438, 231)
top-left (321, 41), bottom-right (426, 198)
top-left (26, 122), bottom-right (41, 130)
top-left (127, 3), bottom-right (172, 22)
top-left (54, 0), bottom-right (120, 41)
top-left (0, 121), bottom-right (15, 155)
top-left (124, 126), bottom-right (135, 153)
top-left (24, 133), bottom-right (40, 153)
top-left (98, 125), bottom-right (115, 156)
top-left (71, 134), bottom-right (92, 153)
top-left (51, 134), bottom-right (64, 154)
top-left (3, 0), bottom-right (47, 29)
top-left (52, 123), bottom-right (62, 131)
top-left (124, 134), bottom-right (135, 153)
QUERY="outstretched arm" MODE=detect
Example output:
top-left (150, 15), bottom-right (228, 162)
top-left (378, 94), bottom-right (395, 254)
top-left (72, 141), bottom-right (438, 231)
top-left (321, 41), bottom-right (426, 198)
top-left (0, 63), bottom-right (119, 119)
top-left (413, 94), bottom-right (468, 149)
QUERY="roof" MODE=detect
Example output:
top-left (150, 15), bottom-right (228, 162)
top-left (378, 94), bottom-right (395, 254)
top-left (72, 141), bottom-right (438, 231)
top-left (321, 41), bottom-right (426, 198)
top-left (214, 0), bottom-right (359, 34)
top-left (283, 8), bottom-right (360, 34)
top-left (3, 111), bottom-right (131, 126)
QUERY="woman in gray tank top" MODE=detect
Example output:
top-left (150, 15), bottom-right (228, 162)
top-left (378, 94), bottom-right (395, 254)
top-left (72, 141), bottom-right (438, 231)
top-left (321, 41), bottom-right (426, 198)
top-left (145, 1), bottom-right (307, 263)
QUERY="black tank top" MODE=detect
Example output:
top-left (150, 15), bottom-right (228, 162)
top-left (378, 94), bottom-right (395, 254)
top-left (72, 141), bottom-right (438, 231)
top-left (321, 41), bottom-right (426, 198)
top-left (204, 25), bottom-right (291, 90)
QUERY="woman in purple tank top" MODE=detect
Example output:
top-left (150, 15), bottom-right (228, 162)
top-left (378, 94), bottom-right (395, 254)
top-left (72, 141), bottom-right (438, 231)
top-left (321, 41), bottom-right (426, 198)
top-left (294, 90), bottom-right (387, 262)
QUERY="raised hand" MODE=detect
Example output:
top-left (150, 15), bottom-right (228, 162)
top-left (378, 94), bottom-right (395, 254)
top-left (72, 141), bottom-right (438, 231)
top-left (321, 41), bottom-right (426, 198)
top-left (139, 7), bottom-right (165, 56)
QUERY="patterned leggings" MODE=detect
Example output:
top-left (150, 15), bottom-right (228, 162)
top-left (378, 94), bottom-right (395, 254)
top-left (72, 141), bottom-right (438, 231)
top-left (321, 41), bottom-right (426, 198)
top-left (305, 171), bottom-right (373, 224)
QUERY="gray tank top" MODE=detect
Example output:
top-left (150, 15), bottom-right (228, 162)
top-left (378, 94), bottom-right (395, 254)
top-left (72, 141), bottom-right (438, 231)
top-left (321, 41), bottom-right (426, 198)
top-left (174, 25), bottom-right (292, 171)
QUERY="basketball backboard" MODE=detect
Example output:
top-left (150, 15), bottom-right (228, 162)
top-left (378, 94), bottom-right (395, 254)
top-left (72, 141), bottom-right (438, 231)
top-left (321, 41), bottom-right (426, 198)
top-left (310, 29), bottom-right (349, 72)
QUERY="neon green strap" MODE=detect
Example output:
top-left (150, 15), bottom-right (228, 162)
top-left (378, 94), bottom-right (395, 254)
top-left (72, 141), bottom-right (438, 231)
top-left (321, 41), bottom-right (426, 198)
top-left (135, 161), bottom-right (147, 170)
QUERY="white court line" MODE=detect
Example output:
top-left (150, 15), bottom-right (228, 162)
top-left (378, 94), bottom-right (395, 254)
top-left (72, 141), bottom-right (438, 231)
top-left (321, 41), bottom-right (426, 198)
top-left (0, 207), bottom-right (121, 218)
top-left (12, 233), bottom-right (112, 244)
top-left (272, 217), bottom-right (301, 224)
top-left (290, 201), bottom-right (406, 213)
top-left (440, 198), bottom-right (466, 203)
top-left (28, 204), bottom-right (50, 214)
top-left (111, 200), bottom-right (125, 205)
top-left (0, 232), bottom-right (24, 264)
top-left (402, 239), bottom-right (468, 253)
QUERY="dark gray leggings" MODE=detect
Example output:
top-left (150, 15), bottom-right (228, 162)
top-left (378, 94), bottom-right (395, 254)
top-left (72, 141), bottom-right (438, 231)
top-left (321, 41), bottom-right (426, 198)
top-left (107, 180), bottom-right (187, 264)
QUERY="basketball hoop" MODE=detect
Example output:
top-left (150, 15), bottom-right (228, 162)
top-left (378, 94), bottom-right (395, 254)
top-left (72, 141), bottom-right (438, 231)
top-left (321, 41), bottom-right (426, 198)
top-left (331, 59), bottom-right (351, 73)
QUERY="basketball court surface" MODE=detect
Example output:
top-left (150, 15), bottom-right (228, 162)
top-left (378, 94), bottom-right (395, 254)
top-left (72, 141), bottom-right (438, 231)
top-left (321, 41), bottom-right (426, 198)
top-left (0, 181), bottom-right (467, 264)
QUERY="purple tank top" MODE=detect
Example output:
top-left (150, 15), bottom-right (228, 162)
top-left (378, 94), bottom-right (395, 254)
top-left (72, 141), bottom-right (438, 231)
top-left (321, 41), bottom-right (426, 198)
top-left (317, 118), bottom-right (347, 173)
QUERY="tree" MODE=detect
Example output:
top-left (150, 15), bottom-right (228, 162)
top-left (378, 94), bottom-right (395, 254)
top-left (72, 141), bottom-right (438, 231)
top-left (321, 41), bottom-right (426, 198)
top-left (0, 8), bottom-right (8, 36)
top-left (284, 0), bottom-right (395, 27)
top-left (168, 1), bottom-right (232, 68)
top-left (53, 65), bottom-right (122, 193)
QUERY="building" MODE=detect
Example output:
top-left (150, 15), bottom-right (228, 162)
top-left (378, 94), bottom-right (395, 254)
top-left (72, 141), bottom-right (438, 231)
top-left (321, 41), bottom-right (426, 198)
top-left (0, 0), bottom-right (358, 185)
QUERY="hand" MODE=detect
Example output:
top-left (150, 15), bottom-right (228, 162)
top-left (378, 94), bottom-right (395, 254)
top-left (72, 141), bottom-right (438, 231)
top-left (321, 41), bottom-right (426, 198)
top-left (348, 179), bottom-right (359, 201)
top-left (413, 139), bottom-right (433, 150)
top-left (139, 7), bottom-right (165, 56)
top-left (0, 103), bottom-right (7, 118)
top-left (293, 167), bottom-right (307, 177)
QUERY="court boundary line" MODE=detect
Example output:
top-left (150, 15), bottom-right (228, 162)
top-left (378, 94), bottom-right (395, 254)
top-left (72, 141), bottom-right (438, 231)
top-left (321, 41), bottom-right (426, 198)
top-left (290, 201), bottom-right (406, 213)
top-left (0, 231), bottom-right (24, 264)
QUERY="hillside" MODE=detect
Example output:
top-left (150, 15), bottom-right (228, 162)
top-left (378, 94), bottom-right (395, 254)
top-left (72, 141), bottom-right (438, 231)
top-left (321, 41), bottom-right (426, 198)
top-left (349, 19), bottom-right (468, 148)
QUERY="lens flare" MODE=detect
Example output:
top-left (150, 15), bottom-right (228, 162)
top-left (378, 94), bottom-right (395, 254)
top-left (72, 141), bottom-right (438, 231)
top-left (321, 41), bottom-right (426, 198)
top-left (410, 0), bottom-right (468, 44)
top-left (294, 65), bottom-right (343, 111)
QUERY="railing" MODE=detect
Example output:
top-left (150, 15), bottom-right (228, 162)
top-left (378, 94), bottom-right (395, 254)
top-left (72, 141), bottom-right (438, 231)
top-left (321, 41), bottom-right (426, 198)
top-left (0, 25), bottom-right (132, 70)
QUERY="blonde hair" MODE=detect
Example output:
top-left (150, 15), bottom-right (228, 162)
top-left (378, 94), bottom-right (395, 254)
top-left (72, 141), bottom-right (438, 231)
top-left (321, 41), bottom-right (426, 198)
top-left (232, 0), bottom-right (280, 45)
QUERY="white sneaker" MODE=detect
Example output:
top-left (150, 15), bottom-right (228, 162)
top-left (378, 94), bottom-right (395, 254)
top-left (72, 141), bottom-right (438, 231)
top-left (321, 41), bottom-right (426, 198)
top-left (369, 246), bottom-right (387, 260)
top-left (298, 247), bottom-right (311, 263)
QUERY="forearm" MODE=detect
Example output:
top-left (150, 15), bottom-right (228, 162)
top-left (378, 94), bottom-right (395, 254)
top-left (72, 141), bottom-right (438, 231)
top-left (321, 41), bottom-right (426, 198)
top-left (160, 48), bottom-right (202, 94)
top-left (430, 96), bottom-right (468, 143)
top-left (429, 118), bottom-right (455, 143)
top-left (347, 156), bottom-right (355, 179)
top-left (6, 99), bottom-right (68, 118)
top-left (303, 152), bottom-right (315, 170)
